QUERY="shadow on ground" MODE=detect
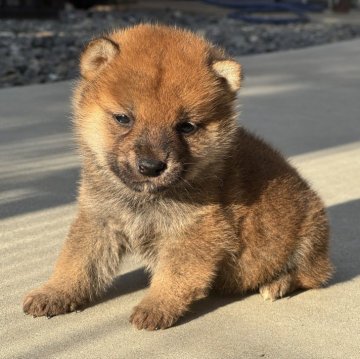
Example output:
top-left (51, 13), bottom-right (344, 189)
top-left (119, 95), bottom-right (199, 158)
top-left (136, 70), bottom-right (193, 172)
top-left (327, 199), bottom-right (360, 285)
top-left (95, 268), bottom-right (150, 306)
top-left (0, 166), bottom-right (79, 219)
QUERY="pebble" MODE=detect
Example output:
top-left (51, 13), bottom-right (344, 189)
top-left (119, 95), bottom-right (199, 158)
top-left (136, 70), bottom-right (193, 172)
top-left (1, 7), bottom-right (360, 88)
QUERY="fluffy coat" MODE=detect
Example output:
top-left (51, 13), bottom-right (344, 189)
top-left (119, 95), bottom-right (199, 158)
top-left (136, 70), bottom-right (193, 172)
top-left (23, 24), bottom-right (333, 330)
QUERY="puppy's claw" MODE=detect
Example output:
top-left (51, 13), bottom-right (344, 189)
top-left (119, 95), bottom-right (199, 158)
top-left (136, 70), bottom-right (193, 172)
top-left (260, 276), bottom-right (294, 301)
top-left (130, 302), bottom-right (179, 331)
top-left (23, 287), bottom-right (80, 318)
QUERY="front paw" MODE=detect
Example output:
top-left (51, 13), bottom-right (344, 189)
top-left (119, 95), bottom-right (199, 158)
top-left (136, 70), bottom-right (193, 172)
top-left (130, 300), bottom-right (180, 330)
top-left (23, 286), bottom-right (80, 318)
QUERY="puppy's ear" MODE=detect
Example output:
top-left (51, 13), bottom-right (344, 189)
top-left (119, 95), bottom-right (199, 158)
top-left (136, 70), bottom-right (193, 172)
top-left (80, 37), bottom-right (119, 80)
top-left (212, 60), bottom-right (242, 92)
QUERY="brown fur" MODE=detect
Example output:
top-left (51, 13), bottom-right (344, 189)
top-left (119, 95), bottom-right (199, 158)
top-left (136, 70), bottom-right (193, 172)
top-left (23, 24), bottom-right (333, 330)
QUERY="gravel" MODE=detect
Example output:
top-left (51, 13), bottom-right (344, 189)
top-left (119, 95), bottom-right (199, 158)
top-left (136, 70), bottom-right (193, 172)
top-left (1, 7), bottom-right (360, 88)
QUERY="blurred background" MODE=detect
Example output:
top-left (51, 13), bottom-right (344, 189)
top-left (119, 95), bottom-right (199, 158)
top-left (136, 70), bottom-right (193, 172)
top-left (1, 0), bottom-right (360, 88)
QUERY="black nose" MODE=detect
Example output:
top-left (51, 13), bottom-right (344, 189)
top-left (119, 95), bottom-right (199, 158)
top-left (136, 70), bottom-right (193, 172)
top-left (138, 158), bottom-right (167, 177)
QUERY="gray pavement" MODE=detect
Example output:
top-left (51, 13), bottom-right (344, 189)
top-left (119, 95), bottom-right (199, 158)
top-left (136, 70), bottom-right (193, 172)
top-left (1, 39), bottom-right (360, 359)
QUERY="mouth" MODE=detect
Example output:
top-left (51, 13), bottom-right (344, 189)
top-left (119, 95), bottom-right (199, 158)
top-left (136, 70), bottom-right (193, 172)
top-left (131, 180), bottom-right (172, 193)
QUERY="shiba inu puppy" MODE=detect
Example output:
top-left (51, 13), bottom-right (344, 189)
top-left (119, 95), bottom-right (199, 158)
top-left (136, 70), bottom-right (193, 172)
top-left (23, 24), bottom-right (333, 330)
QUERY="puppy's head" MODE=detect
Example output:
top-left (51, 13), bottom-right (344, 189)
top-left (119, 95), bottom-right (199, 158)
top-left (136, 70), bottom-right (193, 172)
top-left (74, 25), bottom-right (242, 193)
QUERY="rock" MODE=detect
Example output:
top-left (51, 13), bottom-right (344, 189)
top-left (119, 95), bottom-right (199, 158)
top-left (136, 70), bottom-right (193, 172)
top-left (1, 7), bottom-right (360, 88)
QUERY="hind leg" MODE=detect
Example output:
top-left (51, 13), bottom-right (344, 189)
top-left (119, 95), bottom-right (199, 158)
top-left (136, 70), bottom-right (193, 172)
top-left (260, 255), bottom-right (333, 301)
top-left (259, 272), bottom-right (298, 301)
top-left (296, 255), bottom-right (334, 289)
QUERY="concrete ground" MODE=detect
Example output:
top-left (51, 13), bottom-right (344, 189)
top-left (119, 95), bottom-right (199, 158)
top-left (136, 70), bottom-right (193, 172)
top-left (1, 39), bottom-right (360, 359)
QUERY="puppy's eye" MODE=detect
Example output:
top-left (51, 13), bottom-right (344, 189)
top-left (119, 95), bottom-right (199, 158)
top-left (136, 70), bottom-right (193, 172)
top-left (113, 114), bottom-right (131, 126)
top-left (177, 122), bottom-right (197, 135)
